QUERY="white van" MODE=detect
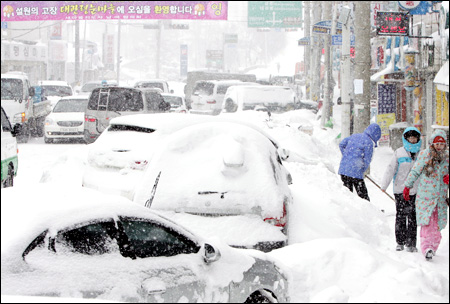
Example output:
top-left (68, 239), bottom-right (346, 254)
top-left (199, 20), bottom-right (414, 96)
top-left (190, 80), bottom-right (259, 115)
top-left (1, 106), bottom-right (19, 188)
top-left (222, 85), bottom-right (298, 113)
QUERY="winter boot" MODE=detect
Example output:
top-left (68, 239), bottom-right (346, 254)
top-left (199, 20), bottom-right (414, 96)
top-left (405, 246), bottom-right (418, 253)
top-left (425, 249), bottom-right (434, 261)
top-left (396, 244), bottom-right (404, 251)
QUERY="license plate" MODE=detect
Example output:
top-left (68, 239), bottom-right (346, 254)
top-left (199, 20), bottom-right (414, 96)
top-left (61, 128), bottom-right (77, 132)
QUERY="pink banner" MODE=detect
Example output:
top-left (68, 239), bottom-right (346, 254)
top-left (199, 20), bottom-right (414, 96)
top-left (1, 1), bottom-right (228, 22)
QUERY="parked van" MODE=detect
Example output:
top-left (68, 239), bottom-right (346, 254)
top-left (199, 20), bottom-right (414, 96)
top-left (84, 87), bottom-right (170, 143)
top-left (190, 80), bottom-right (259, 115)
top-left (1, 106), bottom-right (19, 188)
top-left (222, 85), bottom-right (298, 113)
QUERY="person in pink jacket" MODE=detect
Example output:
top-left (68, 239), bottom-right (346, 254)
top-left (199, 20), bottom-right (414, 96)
top-left (403, 129), bottom-right (449, 260)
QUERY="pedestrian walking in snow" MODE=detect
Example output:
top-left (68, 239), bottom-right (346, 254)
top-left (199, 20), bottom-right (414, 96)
top-left (403, 129), bottom-right (449, 261)
top-left (380, 127), bottom-right (422, 252)
top-left (338, 123), bottom-right (381, 201)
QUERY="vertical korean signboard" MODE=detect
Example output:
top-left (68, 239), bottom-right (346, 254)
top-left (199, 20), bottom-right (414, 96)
top-left (377, 84), bottom-right (396, 143)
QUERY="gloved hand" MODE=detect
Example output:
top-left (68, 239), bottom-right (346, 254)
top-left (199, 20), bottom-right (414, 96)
top-left (444, 174), bottom-right (449, 185)
top-left (403, 187), bottom-right (410, 201)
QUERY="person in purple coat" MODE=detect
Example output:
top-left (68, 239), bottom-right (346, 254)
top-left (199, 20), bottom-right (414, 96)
top-left (338, 123), bottom-right (382, 201)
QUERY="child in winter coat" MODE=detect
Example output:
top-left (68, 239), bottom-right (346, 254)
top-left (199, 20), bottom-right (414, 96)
top-left (403, 129), bottom-right (449, 261)
top-left (381, 127), bottom-right (421, 252)
top-left (338, 123), bottom-right (381, 201)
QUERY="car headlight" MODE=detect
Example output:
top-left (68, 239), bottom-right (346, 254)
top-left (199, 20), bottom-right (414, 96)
top-left (45, 117), bottom-right (54, 126)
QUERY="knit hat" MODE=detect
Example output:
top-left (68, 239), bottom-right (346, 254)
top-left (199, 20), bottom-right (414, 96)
top-left (433, 136), bottom-right (446, 144)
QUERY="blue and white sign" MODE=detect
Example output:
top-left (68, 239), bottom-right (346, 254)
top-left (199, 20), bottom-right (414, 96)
top-left (397, 1), bottom-right (431, 15)
top-left (312, 20), bottom-right (343, 35)
top-left (331, 35), bottom-right (355, 46)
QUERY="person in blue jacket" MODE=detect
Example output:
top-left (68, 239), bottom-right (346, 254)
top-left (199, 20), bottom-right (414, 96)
top-left (338, 123), bottom-right (382, 201)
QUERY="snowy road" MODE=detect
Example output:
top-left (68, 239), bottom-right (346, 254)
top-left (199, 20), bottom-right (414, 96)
top-left (10, 110), bottom-right (449, 302)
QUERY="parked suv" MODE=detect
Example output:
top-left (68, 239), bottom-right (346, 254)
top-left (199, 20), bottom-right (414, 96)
top-left (84, 86), bottom-right (170, 143)
top-left (190, 80), bottom-right (259, 115)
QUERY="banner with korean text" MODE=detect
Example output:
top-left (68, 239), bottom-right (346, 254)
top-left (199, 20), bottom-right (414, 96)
top-left (1, 1), bottom-right (228, 21)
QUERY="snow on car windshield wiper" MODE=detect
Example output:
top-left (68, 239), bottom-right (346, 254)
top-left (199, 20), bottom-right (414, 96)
top-left (198, 191), bottom-right (227, 199)
top-left (109, 124), bottom-right (156, 133)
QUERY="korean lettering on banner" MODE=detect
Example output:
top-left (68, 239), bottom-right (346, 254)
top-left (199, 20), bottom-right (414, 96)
top-left (0, 1), bottom-right (228, 21)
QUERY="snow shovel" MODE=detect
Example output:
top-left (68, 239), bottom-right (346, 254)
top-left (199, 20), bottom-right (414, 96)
top-left (365, 175), bottom-right (395, 202)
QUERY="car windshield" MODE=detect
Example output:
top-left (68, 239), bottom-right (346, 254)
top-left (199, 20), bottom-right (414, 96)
top-left (81, 83), bottom-right (102, 92)
top-left (217, 84), bottom-right (237, 94)
top-left (1, 79), bottom-right (23, 100)
top-left (162, 95), bottom-right (182, 106)
top-left (53, 99), bottom-right (88, 113)
top-left (136, 82), bottom-right (164, 90)
top-left (41, 85), bottom-right (72, 97)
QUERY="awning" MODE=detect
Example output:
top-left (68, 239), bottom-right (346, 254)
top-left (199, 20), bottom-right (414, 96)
top-left (434, 61), bottom-right (449, 92)
top-left (370, 60), bottom-right (394, 82)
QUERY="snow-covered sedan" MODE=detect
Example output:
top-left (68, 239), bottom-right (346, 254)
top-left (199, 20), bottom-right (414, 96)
top-left (1, 184), bottom-right (289, 303)
top-left (161, 93), bottom-right (188, 113)
top-left (44, 95), bottom-right (88, 143)
top-left (82, 113), bottom-right (220, 200)
top-left (133, 121), bottom-right (293, 252)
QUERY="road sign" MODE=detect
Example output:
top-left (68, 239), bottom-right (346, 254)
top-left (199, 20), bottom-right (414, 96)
top-left (224, 34), bottom-right (238, 44)
top-left (248, 1), bottom-right (302, 28)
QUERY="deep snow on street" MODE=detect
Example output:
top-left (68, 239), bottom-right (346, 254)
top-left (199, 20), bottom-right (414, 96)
top-left (5, 104), bottom-right (449, 303)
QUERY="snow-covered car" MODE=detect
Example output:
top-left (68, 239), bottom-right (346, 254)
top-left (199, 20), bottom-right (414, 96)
top-left (37, 80), bottom-right (73, 109)
top-left (75, 80), bottom-right (118, 96)
top-left (83, 113), bottom-right (221, 200)
top-left (1, 184), bottom-right (290, 303)
top-left (133, 79), bottom-right (172, 93)
top-left (222, 85), bottom-right (298, 113)
top-left (161, 93), bottom-right (188, 113)
top-left (44, 95), bottom-right (88, 143)
top-left (190, 80), bottom-right (259, 115)
top-left (134, 121), bottom-right (293, 252)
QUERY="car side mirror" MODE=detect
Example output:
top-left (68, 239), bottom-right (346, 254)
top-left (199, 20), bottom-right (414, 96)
top-left (170, 89), bottom-right (174, 94)
top-left (29, 87), bottom-right (35, 97)
top-left (203, 243), bottom-right (221, 264)
top-left (12, 124), bottom-right (22, 137)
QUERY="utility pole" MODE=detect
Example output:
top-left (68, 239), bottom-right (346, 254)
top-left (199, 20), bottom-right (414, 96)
top-left (321, 1), bottom-right (332, 128)
top-left (353, 1), bottom-right (371, 134)
top-left (156, 20), bottom-right (162, 78)
top-left (311, 2), bottom-right (322, 103)
top-left (75, 20), bottom-right (80, 84)
top-left (304, 1), bottom-right (311, 100)
top-left (340, 4), bottom-right (352, 140)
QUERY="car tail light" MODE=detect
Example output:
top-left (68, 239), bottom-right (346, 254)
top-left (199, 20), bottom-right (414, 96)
top-left (85, 115), bottom-right (96, 122)
top-left (206, 100), bottom-right (216, 104)
top-left (264, 203), bottom-right (287, 227)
